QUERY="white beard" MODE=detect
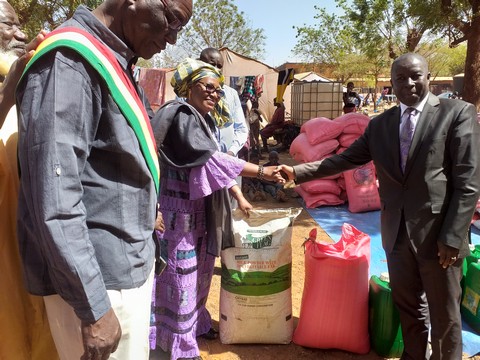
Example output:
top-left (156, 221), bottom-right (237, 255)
top-left (0, 51), bottom-right (18, 76)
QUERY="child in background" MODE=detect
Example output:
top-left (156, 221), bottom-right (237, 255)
top-left (242, 152), bottom-right (267, 201)
top-left (260, 151), bottom-right (287, 202)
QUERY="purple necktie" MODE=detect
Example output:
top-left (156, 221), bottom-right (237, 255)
top-left (400, 107), bottom-right (417, 173)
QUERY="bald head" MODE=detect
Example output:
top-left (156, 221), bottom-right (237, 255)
top-left (94, 0), bottom-right (193, 59)
top-left (392, 53), bottom-right (428, 74)
top-left (390, 52), bottom-right (430, 106)
top-left (0, 1), bottom-right (26, 57)
top-left (199, 47), bottom-right (223, 70)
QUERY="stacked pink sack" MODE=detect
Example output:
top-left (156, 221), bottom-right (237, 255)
top-left (290, 113), bottom-right (381, 213)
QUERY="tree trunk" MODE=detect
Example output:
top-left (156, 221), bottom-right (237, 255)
top-left (463, 2), bottom-right (480, 111)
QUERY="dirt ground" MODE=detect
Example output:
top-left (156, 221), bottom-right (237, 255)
top-left (150, 150), bottom-right (479, 360)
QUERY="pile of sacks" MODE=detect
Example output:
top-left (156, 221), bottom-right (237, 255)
top-left (290, 112), bottom-right (381, 213)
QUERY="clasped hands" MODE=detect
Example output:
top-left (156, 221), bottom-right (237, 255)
top-left (272, 164), bottom-right (295, 182)
top-left (262, 165), bottom-right (291, 184)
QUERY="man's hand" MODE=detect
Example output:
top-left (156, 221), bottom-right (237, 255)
top-left (437, 242), bottom-right (460, 269)
top-left (155, 208), bottom-right (165, 232)
top-left (80, 308), bottom-right (122, 360)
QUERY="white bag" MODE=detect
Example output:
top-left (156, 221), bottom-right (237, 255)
top-left (219, 208), bottom-right (301, 344)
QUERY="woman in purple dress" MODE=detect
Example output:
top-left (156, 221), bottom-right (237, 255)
top-left (149, 58), bottom-right (283, 360)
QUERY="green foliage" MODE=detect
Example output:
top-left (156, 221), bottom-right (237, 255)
top-left (292, 0), bottom-right (475, 107)
top-left (9, 0), bottom-right (102, 40)
top-left (445, 44), bottom-right (468, 75)
top-left (292, 5), bottom-right (384, 83)
top-left (293, 6), bottom-right (353, 66)
top-left (9, 0), bottom-right (265, 69)
top-left (158, 0), bottom-right (266, 68)
top-left (417, 40), bottom-right (466, 77)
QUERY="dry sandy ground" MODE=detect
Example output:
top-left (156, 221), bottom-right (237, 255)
top-left (150, 151), bottom-right (479, 360)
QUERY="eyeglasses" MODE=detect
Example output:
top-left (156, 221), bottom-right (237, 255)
top-left (160, 0), bottom-right (184, 32)
top-left (197, 81), bottom-right (225, 97)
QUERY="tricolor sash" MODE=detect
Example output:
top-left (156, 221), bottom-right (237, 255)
top-left (20, 27), bottom-right (160, 192)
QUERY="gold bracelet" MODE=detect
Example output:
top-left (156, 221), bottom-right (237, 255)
top-left (257, 165), bottom-right (264, 180)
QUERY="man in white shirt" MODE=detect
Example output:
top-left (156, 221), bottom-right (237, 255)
top-left (199, 47), bottom-right (248, 157)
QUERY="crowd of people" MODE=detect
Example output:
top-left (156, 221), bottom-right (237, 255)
top-left (1, 1), bottom-right (479, 360)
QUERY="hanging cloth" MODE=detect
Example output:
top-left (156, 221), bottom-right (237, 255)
top-left (254, 74), bottom-right (264, 98)
top-left (240, 75), bottom-right (257, 102)
top-left (276, 68), bottom-right (295, 104)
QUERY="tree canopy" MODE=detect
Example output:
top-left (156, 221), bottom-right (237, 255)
top-left (9, 0), bottom-right (102, 39)
top-left (10, 0), bottom-right (266, 69)
top-left (294, 0), bottom-right (480, 109)
top-left (157, 0), bottom-right (266, 67)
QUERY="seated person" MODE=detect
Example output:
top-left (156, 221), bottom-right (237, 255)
top-left (260, 151), bottom-right (287, 202)
top-left (260, 97), bottom-right (285, 152)
top-left (242, 152), bottom-right (266, 201)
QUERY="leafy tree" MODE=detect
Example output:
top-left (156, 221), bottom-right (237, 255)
top-left (342, 0), bottom-right (480, 107)
top-left (408, 0), bottom-right (480, 108)
top-left (341, 0), bottom-right (440, 59)
top-left (10, 1), bottom-right (102, 39)
top-left (292, 6), bottom-right (370, 82)
top-left (158, 0), bottom-right (266, 67)
top-left (422, 41), bottom-right (467, 78)
top-left (293, 0), bottom-right (480, 109)
top-left (444, 43), bottom-right (468, 75)
top-left (10, 0), bottom-right (265, 69)
top-left (293, 5), bottom-right (390, 110)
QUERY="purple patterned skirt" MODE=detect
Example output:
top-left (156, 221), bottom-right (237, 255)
top-left (150, 166), bottom-right (215, 360)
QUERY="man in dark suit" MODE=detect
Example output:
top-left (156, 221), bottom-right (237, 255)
top-left (278, 53), bottom-right (480, 360)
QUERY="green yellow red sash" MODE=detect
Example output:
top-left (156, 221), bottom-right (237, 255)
top-left (21, 27), bottom-right (160, 192)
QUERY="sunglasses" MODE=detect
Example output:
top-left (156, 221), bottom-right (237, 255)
top-left (197, 81), bottom-right (225, 97)
top-left (160, 0), bottom-right (184, 32)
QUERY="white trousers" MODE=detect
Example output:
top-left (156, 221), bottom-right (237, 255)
top-left (44, 268), bottom-right (154, 360)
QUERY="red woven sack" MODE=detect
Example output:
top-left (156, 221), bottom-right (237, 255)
top-left (300, 117), bottom-right (345, 145)
top-left (300, 179), bottom-right (342, 195)
top-left (294, 186), bottom-right (345, 208)
top-left (334, 112), bottom-right (370, 134)
top-left (344, 161), bottom-right (380, 213)
top-left (293, 223), bottom-right (371, 354)
top-left (289, 132), bottom-right (339, 163)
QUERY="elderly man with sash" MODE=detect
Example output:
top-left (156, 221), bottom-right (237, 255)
top-left (16, 1), bottom-right (193, 359)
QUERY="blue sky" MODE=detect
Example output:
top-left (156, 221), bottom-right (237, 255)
top-left (232, 0), bottom-right (342, 67)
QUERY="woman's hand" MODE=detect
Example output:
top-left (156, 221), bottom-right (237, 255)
top-left (229, 184), bottom-right (252, 217)
top-left (237, 194), bottom-right (253, 217)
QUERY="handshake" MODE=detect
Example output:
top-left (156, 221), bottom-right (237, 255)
top-left (263, 165), bottom-right (295, 183)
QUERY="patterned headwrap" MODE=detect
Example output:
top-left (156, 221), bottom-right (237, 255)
top-left (171, 58), bottom-right (230, 127)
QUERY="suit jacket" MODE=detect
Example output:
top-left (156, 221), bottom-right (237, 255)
top-left (294, 93), bottom-right (480, 258)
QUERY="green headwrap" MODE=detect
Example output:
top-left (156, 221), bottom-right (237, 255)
top-left (171, 58), bottom-right (230, 127)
